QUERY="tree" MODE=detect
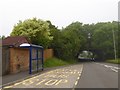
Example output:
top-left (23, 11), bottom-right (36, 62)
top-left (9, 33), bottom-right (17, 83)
top-left (11, 18), bottom-right (53, 48)
top-left (50, 21), bottom-right (119, 60)
top-left (92, 22), bottom-right (118, 59)
top-left (0, 35), bottom-right (5, 40)
top-left (51, 22), bottom-right (83, 60)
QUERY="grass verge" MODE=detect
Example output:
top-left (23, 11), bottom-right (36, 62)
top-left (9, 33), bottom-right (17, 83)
top-left (44, 57), bottom-right (77, 68)
top-left (106, 59), bottom-right (120, 64)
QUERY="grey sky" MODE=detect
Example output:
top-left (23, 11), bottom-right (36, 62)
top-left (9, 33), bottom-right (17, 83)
top-left (0, 0), bottom-right (119, 36)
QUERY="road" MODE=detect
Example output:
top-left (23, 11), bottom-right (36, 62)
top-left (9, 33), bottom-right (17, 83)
top-left (76, 62), bottom-right (119, 88)
top-left (3, 62), bottom-right (119, 89)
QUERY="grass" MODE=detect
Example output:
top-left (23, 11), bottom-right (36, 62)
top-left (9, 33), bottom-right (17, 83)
top-left (106, 59), bottom-right (120, 64)
top-left (44, 57), bottom-right (77, 68)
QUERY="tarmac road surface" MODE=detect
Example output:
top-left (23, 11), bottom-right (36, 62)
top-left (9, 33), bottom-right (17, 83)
top-left (3, 64), bottom-right (83, 88)
top-left (76, 62), bottom-right (119, 88)
top-left (2, 62), bottom-right (119, 89)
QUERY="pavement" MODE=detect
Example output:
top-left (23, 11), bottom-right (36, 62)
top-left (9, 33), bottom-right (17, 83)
top-left (1, 62), bottom-right (120, 90)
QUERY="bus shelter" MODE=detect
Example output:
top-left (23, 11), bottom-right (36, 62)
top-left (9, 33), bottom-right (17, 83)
top-left (20, 43), bottom-right (44, 74)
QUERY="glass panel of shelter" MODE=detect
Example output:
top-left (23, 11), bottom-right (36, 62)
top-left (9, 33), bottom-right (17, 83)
top-left (31, 48), bottom-right (43, 73)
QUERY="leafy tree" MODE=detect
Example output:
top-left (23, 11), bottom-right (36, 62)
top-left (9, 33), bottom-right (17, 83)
top-left (92, 22), bottom-right (118, 59)
top-left (51, 22), bottom-right (83, 60)
top-left (11, 18), bottom-right (53, 48)
top-left (10, 18), bottom-right (119, 60)
top-left (0, 35), bottom-right (5, 40)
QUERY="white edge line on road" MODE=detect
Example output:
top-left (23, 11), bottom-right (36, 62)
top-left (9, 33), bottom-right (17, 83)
top-left (111, 68), bottom-right (118, 72)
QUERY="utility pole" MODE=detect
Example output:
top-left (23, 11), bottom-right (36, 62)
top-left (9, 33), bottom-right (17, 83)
top-left (88, 33), bottom-right (91, 59)
top-left (88, 33), bottom-right (91, 49)
top-left (112, 26), bottom-right (117, 60)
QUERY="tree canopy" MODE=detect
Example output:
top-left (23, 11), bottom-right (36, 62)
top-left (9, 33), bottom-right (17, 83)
top-left (11, 18), bottom-right (53, 48)
top-left (51, 21), bottom-right (119, 60)
top-left (10, 17), bottom-right (119, 60)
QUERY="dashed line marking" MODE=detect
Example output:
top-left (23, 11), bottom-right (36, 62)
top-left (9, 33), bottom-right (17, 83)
top-left (73, 64), bottom-right (83, 88)
top-left (77, 77), bottom-right (80, 80)
top-left (75, 81), bottom-right (78, 86)
top-left (78, 74), bottom-right (81, 76)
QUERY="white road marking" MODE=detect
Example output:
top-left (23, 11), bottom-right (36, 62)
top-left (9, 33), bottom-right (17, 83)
top-left (75, 81), bottom-right (78, 86)
top-left (111, 68), bottom-right (118, 72)
top-left (22, 80), bottom-right (34, 85)
top-left (4, 85), bottom-right (13, 88)
top-left (77, 77), bottom-right (80, 80)
top-left (113, 67), bottom-right (120, 70)
top-left (73, 64), bottom-right (83, 88)
top-left (45, 80), bottom-right (59, 86)
top-left (95, 63), bottom-right (119, 73)
top-left (36, 79), bottom-right (47, 85)
top-left (77, 72), bottom-right (80, 74)
top-left (2, 73), bottom-right (41, 87)
top-left (14, 82), bottom-right (22, 86)
top-left (55, 79), bottom-right (68, 85)
top-left (3, 64), bottom-right (84, 88)
top-left (104, 65), bottom-right (112, 68)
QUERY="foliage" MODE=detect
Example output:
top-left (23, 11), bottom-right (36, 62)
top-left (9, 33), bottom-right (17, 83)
top-left (0, 35), bottom-right (5, 40)
top-left (10, 17), bottom-right (119, 60)
top-left (92, 21), bottom-right (118, 59)
top-left (107, 59), bottom-right (120, 64)
top-left (10, 18), bottom-right (53, 48)
top-left (44, 57), bottom-right (77, 68)
top-left (51, 22), bottom-right (83, 60)
top-left (50, 21), bottom-right (119, 60)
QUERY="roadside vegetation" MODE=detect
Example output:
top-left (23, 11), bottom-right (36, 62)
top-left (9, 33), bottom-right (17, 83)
top-left (107, 59), bottom-right (120, 64)
top-left (4, 17), bottom-right (119, 65)
top-left (44, 57), bottom-right (77, 68)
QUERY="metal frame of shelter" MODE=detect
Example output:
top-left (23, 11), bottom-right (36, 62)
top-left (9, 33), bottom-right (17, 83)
top-left (20, 43), bottom-right (44, 74)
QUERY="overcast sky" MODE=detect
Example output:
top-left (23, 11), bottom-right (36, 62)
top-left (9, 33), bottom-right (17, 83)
top-left (0, 0), bottom-right (119, 36)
